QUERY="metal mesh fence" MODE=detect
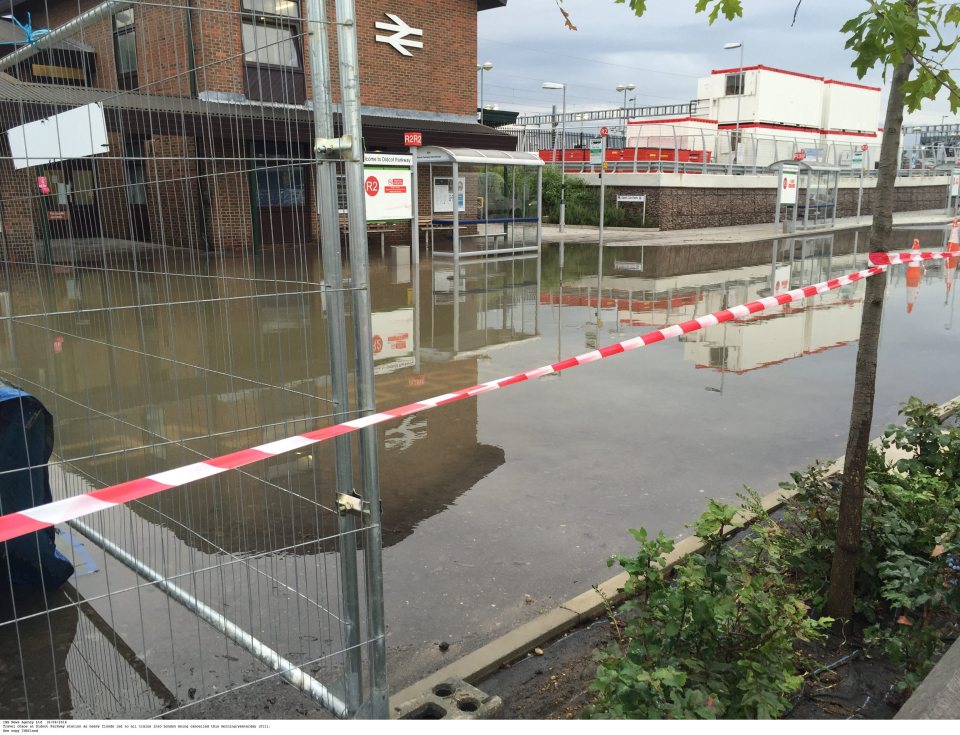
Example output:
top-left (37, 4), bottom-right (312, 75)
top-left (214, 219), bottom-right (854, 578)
top-left (0, 0), bottom-right (385, 719)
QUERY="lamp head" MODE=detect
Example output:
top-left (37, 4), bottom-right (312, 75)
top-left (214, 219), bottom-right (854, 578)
top-left (723, 42), bottom-right (742, 50)
top-left (479, 61), bottom-right (493, 71)
top-left (542, 82), bottom-right (564, 90)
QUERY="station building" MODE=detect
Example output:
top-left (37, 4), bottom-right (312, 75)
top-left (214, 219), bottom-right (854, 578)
top-left (0, 0), bottom-right (513, 259)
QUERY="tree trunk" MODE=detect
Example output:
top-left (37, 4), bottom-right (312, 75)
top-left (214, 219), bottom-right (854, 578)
top-left (826, 50), bottom-right (915, 626)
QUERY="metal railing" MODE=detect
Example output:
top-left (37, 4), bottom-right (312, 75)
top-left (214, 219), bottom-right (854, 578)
top-left (522, 123), bottom-right (955, 179)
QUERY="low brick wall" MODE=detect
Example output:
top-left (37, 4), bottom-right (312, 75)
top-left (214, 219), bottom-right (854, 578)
top-left (606, 180), bottom-right (948, 231)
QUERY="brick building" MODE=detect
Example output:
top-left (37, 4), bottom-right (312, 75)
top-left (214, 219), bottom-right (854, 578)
top-left (0, 0), bottom-right (513, 258)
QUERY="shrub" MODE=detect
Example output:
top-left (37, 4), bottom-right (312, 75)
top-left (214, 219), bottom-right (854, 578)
top-left (585, 501), bottom-right (829, 719)
top-left (587, 397), bottom-right (960, 718)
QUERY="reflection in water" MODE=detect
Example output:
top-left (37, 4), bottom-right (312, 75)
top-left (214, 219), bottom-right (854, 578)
top-left (0, 226), bottom-right (956, 716)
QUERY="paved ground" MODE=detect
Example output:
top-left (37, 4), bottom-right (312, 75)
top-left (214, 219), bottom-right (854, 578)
top-left (541, 208), bottom-right (956, 247)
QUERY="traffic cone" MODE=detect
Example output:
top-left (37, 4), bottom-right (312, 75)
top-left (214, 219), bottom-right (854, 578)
top-left (906, 238), bottom-right (922, 314)
top-left (946, 221), bottom-right (959, 300)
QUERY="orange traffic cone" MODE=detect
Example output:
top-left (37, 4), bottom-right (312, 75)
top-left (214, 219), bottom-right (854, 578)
top-left (946, 221), bottom-right (959, 299)
top-left (906, 238), bottom-right (922, 314)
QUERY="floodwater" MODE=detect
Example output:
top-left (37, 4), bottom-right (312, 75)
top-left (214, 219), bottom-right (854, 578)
top-left (1, 226), bottom-right (958, 717)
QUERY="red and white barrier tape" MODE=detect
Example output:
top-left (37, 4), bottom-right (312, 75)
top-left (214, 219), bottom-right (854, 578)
top-left (0, 252), bottom-right (953, 544)
top-left (869, 250), bottom-right (953, 266)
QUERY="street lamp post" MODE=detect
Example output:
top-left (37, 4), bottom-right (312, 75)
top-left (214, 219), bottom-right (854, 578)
top-left (543, 81), bottom-right (567, 232)
top-left (723, 41), bottom-right (744, 174)
top-left (477, 61), bottom-right (493, 123)
top-left (616, 83), bottom-right (636, 141)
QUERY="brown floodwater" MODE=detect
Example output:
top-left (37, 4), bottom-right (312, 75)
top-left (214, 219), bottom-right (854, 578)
top-left (1, 225), bottom-right (957, 717)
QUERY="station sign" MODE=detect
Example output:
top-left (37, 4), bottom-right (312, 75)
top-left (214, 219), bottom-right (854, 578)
top-left (589, 137), bottom-right (605, 165)
top-left (404, 131), bottom-right (423, 147)
top-left (363, 153), bottom-right (413, 222)
top-left (780, 164), bottom-right (799, 206)
top-left (850, 150), bottom-right (865, 169)
top-left (617, 194), bottom-right (645, 203)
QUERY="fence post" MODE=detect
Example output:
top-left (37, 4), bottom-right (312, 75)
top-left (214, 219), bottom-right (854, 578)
top-left (334, 0), bottom-right (389, 719)
top-left (306, 0), bottom-right (365, 716)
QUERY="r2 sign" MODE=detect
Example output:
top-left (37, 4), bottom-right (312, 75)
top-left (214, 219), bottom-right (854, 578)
top-left (404, 131), bottom-right (422, 147)
top-left (365, 176), bottom-right (380, 196)
top-left (600, 126), bottom-right (609, 137)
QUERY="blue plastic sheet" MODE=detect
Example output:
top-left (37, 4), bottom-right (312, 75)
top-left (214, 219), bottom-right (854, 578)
top-left (0, 385), bottom-right (74, 590)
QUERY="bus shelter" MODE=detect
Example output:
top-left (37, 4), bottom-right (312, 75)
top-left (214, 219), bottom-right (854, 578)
top-left (768, 159), bottom-right (841, 232)
top-left (415, 147), bottom-right (543, 259)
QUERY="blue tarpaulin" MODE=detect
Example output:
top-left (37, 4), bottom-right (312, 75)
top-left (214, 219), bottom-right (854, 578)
top-left (0, 385), bottom-right (74, 590)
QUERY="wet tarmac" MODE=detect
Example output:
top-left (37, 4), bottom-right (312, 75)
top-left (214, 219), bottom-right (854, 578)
top-left (1, 226), bottom-right (958, 717)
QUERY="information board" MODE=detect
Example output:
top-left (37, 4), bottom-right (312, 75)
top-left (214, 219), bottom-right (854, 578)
top-left (781, 165), bottom-right (799, 206)
top-left (433, 177), bottom-right (465, 213)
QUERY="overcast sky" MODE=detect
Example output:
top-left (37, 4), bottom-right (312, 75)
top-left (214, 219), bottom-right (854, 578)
top-left (477, 0), bottom-right (954, 126)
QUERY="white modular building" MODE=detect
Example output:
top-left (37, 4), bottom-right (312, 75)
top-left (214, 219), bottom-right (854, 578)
top-left (625, 65), bottom-right (883, 170)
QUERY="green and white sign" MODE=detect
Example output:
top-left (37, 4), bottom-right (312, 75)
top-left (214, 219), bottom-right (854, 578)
top-left (589, 137), bottom-right (605, 165)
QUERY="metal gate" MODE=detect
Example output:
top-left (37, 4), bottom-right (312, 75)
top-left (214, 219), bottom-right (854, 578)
top-left (0, 0), bottom-right (386, 719)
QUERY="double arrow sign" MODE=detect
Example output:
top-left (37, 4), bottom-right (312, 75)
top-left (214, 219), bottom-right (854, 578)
top-left (375, 13), bottom-right (423, 57)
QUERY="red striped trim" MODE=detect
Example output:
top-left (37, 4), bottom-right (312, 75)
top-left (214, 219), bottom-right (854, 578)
top-left (711, 65), bottom-right (824, 82)
top-left (825, 79), bottom-right (881, 92)
top-left (717, 121), bottom-right (878, 138)
top-left (627, 117), bottom-right (717, 126)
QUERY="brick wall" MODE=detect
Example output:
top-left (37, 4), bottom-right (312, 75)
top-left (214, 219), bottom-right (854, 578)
top-left (193, 0), bottom-right (477, 115)
top-left (604, 182), bottom-right (950, 231)
top-left (202, 136), bottom-right (255, 249)
top-left (97, 133), bottom-right (130, 239)
top-left (24, 0), bottom-right (192, 96)
top-left (147, 135), bottom-right (203, 247)
top-left (0, 152), bottom-right (39, 262)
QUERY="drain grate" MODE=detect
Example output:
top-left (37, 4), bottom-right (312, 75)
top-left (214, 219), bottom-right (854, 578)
top-left (395, 678), bottom-right (502, 720)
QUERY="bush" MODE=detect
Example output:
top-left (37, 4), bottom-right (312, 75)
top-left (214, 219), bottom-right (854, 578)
top-left (585, 501), bottom-right (829, 719)
top-left (540, 165), bottom-right (647, 228)
top-left (587, 397), bottom-right (960, 718)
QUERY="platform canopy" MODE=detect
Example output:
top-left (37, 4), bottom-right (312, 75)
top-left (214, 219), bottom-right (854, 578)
top-left (416, 146), bottom-right (543, 168)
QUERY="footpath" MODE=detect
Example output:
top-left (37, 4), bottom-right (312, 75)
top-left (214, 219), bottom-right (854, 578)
top-left (540, 208), bottom-right (955, 247)
top-left (389, 398), bottom-right (960, 720)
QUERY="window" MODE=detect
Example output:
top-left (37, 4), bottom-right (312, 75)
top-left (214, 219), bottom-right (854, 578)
top-left (256, 166), bottom-right (305, 207)
top-left (113, 9), bottom-right (138, 90)
top-left (240, 0), bottom-right (305, 103)
top-left (240, 0), bottom-right (302, 69)
top-left (725, 72), bottom-right (743, 96)
top-left (241, 22), bottom-right (301, 68)
top-left (124, 138), bottom-right (147, 206)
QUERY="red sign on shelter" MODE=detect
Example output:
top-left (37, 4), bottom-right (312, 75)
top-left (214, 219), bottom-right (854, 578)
top-left (404, 131), bottom-right (423, 147)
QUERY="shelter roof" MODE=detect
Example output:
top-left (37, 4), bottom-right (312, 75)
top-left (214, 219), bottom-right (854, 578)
top-left (416, 146), bottom-right (544, 167)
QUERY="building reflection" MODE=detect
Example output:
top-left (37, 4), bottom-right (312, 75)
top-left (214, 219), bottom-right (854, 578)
top-left (550, 233), bottom-right (874, 377)
top-left (0, 250), bottom-right (548, 555)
